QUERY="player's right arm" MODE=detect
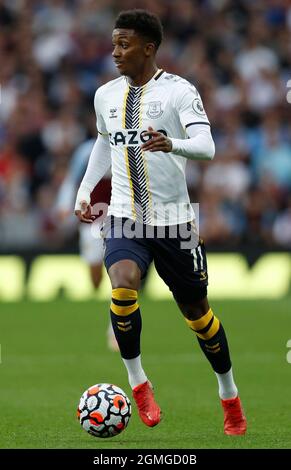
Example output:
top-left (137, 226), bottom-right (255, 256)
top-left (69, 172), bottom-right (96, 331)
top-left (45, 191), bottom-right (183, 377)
top-left (75, 89), bottom-right (111, 223)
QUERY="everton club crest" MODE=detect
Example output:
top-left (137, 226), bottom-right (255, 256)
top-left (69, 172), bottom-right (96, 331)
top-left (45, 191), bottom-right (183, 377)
top-left (146, 101), bottom-right (163, 119)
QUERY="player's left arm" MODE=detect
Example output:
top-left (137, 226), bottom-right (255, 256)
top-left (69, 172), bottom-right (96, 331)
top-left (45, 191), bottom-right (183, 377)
top-left (141, 84), bottom-right (215, 160)
top-left (141, 124), bottom-right (214, 160)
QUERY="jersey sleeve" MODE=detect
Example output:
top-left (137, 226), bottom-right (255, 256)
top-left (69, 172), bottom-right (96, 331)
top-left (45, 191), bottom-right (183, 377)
top-left (175, 82), bottom-right (210, 131)
top-left (94, 87), bottom-right (108, 136)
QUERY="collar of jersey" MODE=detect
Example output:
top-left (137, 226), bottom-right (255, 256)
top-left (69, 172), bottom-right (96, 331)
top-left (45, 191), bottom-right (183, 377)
top-left (125, 69), bottom-right (163, 89)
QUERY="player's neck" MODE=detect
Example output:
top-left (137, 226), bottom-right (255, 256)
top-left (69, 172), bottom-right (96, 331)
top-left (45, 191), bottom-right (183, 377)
top-left (127, 64), bottom-right (159, 87)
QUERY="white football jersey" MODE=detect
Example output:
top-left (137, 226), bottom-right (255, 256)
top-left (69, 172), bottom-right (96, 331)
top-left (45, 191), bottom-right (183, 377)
top-left (95, 69), bottom-right (210, 225)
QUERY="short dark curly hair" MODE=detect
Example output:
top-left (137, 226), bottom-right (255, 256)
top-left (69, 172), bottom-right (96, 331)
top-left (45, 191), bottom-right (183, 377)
top-left (114, 9), bottom-right (163, 50)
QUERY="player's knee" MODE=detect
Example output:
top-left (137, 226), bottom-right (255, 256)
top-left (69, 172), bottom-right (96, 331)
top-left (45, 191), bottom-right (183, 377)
top-left (109, 260), bottom-right (140, 290)
top-left (111, 278), bottom-right (137, 290)
top-left (178, 296), bottom-right (209, 321)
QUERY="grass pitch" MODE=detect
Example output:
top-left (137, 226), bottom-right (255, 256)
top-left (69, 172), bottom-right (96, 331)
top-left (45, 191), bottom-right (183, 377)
top-left (0, 297), bottom-right (290, 449)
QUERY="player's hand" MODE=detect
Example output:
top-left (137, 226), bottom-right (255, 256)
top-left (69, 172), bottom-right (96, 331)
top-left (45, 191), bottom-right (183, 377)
top-left (75, 201), bottom-right (96, 224)
top-left (141, 126), bottom-right (172, 153)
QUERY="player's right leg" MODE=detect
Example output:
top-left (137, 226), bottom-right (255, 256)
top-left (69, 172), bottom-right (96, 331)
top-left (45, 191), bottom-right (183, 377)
top-left (108, 260), bottom-right (161, 427)
top-left (104, 217), bottom-right (161, 427)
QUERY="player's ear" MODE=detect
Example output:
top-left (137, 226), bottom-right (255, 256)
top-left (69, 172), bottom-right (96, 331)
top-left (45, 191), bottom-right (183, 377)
top-left (144, 42), bottom-right (156, 57)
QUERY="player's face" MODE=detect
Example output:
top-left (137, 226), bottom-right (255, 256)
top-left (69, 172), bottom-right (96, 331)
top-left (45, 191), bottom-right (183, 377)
top-left (112, 29), bottom-right (148, 77)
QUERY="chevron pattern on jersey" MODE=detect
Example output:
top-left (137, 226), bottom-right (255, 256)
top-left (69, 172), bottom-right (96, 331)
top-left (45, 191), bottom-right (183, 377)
top-left (124, 87), bottom-right (151, 223)
top-left (125, 87), bottom-right (143, 128)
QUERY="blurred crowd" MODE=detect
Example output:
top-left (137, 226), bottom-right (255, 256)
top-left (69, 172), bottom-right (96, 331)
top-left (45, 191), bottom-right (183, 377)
top-left (0, 0), bottom-right (291, 251)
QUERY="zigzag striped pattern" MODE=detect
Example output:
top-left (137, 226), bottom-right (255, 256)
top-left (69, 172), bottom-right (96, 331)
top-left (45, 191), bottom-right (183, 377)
top-left (125, 87), bottom-right (151, 223)
top-left (125, 87), bottom-right (143, 128)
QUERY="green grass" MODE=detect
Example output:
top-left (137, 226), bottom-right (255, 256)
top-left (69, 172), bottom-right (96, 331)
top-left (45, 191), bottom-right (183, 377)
top-left (0, 298), bottom-right (290, 449)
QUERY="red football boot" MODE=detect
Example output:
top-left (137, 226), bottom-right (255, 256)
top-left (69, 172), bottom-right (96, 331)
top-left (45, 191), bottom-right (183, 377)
top-left (132, 381), bottom-right (161, 427)
top-left (221, 396), bottom-right (247, 435)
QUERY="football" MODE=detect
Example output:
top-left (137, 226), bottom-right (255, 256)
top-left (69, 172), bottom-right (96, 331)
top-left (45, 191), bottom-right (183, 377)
top-left (77, 383), bottom-right (131, 438)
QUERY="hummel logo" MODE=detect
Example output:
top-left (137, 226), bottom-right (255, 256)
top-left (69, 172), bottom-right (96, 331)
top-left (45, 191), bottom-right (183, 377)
top-left (109, 108), bottom-right (117, 118)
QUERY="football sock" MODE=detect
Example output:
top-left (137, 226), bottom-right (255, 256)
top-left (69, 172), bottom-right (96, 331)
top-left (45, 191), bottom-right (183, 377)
top-left (110, 288), bottom-right (142, 360)
top-left (122, 355), bottom-right (148, 389)
top-left (215, 367), bottom-right (238, 400)
top-left (185, 308), bottom-right (232, 374)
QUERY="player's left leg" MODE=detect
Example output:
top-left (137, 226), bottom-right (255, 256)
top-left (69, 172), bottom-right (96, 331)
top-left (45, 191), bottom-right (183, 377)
top-left (177, 294), bottom-right (237, 399)
top-left (153, 226), bottom-right (246, 435)
top-left (177, 294), bottom-right (246, 435)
